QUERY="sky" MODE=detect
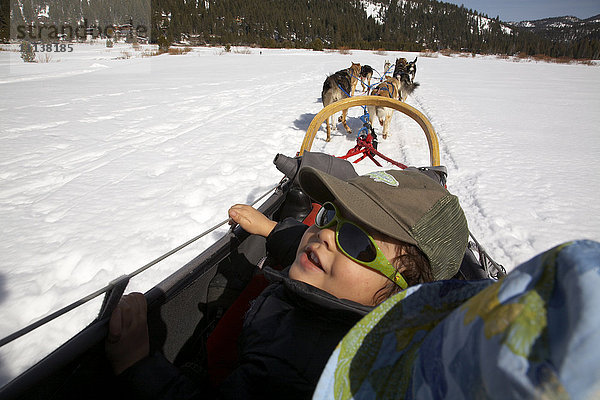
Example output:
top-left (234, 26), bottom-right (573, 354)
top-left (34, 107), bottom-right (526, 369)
top-left (442, 0), bottom-right (600, 21)
top-left (0, 44), bottom-right (599, 388)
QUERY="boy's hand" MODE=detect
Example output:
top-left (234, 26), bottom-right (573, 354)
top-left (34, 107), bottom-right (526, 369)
top-left (229, 204), bottom-right (277, 237)
top-left (105, 292), bottom-right (150, 375)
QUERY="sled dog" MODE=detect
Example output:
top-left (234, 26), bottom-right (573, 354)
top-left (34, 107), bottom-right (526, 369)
top-left (393, 57), bottom-right (418, 83)
top-left (321, 69), bottom-right (352, 142)
top-left (392, 57), bottom-right (408, 79)
top-left (383, 60), bottom-right (392, 76)
top-left (392, 57), bottom-right (420, 101)
top-left (360, 64), bottom-right (374, 93)
top-left (366, 76), bottom-right (401, 140)
top-left (348, 62), bottom-right (361, 96)
top-left (406, 57), bottom-right (417, 83)
top-left (320, 63), bottom-right (362, 141)
top-left (397, 72), bottom-right (419, 101)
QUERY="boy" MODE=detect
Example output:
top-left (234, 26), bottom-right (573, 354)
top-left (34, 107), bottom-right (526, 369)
top-left (106, 166), bottom-right (468, 399)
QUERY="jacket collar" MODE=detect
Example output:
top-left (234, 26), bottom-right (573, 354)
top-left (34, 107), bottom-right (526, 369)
top-left (263, 266), bottom-right (374, 323)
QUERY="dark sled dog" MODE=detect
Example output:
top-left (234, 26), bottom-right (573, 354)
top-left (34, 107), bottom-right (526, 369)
top-left (321, 69), bottom-right (352, 142)
top-left (393, 57), bottom-right (418, 83)
top-left (392, 56), bottom-right (420, 100)
top-left (406, 57), bottom-right (417, 83)
top-left (321, 63), bottom-right (361, 142)
top-left (360, 64), bottom-right (374, 93)
top-left (393, 57), bottom-right (408, 79)
top-left (397, 72), bottom-right (419, 102)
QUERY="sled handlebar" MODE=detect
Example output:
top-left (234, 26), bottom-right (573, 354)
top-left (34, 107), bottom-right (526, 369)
top-left (300, 96), bottom-right (440, 166)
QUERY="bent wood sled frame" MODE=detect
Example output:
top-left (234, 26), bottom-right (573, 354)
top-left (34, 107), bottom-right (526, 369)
top-left (300, 96), bottom-right (441, 167)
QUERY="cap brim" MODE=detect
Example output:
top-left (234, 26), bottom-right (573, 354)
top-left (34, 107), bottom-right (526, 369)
top-left (298, 166), bottom-right (418, 247)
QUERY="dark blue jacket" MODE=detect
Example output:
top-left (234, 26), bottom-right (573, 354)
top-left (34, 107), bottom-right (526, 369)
top-left (119, 218), bottom-right (372, 399)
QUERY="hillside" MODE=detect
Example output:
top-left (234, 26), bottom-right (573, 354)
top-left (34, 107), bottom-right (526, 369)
top-left (511, 14), bottom-right (600, 42)
top-left (4, 0), bottom-right (600, 58)
top-left (361, 0), bottom-right (599, 58)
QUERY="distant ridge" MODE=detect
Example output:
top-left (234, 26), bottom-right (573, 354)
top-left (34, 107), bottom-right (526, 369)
top-left (512, 14), bottom-right (600, 29)
top-left (511, 14), bottom-right (600, 43)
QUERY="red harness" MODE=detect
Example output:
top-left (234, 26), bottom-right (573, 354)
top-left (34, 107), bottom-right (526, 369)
top-left (339, 132), bottom-right (407, 169)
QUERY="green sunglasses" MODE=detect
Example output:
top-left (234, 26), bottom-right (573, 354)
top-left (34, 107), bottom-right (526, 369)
top-left (315, 202), bottom-right (408, 290)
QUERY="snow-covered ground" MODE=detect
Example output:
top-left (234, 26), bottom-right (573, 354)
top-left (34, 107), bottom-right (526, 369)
top-left (0, 43), bottom-right (599, 387)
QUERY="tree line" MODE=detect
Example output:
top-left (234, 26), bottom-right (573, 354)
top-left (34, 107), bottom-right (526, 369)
top-left (3, 0), bottom-right (599, 59)
top-left (151, 0), bottom-right (599, 59)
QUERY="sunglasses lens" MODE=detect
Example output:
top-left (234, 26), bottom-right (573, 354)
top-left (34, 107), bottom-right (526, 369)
top-left (316, 203), bottom-right (336, 227)
top-left (338, 223), bottom-right (377, 263)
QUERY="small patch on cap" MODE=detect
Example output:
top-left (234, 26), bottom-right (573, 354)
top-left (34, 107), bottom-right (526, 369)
top-left (365, 171), bottom-right (399, 187)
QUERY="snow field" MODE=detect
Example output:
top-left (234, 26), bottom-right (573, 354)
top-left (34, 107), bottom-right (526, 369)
top-left (0, 43), bottom-right (599, 386)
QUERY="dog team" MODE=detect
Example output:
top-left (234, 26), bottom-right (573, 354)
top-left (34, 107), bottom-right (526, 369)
top-left (321, 57), bottom-right (419, 141)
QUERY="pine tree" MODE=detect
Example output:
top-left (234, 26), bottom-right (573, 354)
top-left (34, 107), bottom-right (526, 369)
top-left (20, 41), bottom-right (36, 62)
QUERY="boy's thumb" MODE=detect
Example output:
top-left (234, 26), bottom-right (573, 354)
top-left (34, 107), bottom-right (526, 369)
top-left (106, 306), bottom-right (122, 344)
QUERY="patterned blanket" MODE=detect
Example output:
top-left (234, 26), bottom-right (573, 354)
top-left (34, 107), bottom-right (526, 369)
top-left (313, 240), bottom-right (600, 399)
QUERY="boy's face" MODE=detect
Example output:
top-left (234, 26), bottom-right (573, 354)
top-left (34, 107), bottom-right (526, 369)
top-left (289, 214), bottom-right (398, 306)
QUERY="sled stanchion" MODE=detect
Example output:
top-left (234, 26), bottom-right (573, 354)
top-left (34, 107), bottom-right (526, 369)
top-left (469, 232), bottom-right (506, 279)
top-left (97, 275), bottom-right (130, 321)
top-left (300, 96), bottom-right (440, 166)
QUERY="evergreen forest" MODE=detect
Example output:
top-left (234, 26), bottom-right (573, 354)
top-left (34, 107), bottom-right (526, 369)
top-left (4, 0), bottom-right (600, 59)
